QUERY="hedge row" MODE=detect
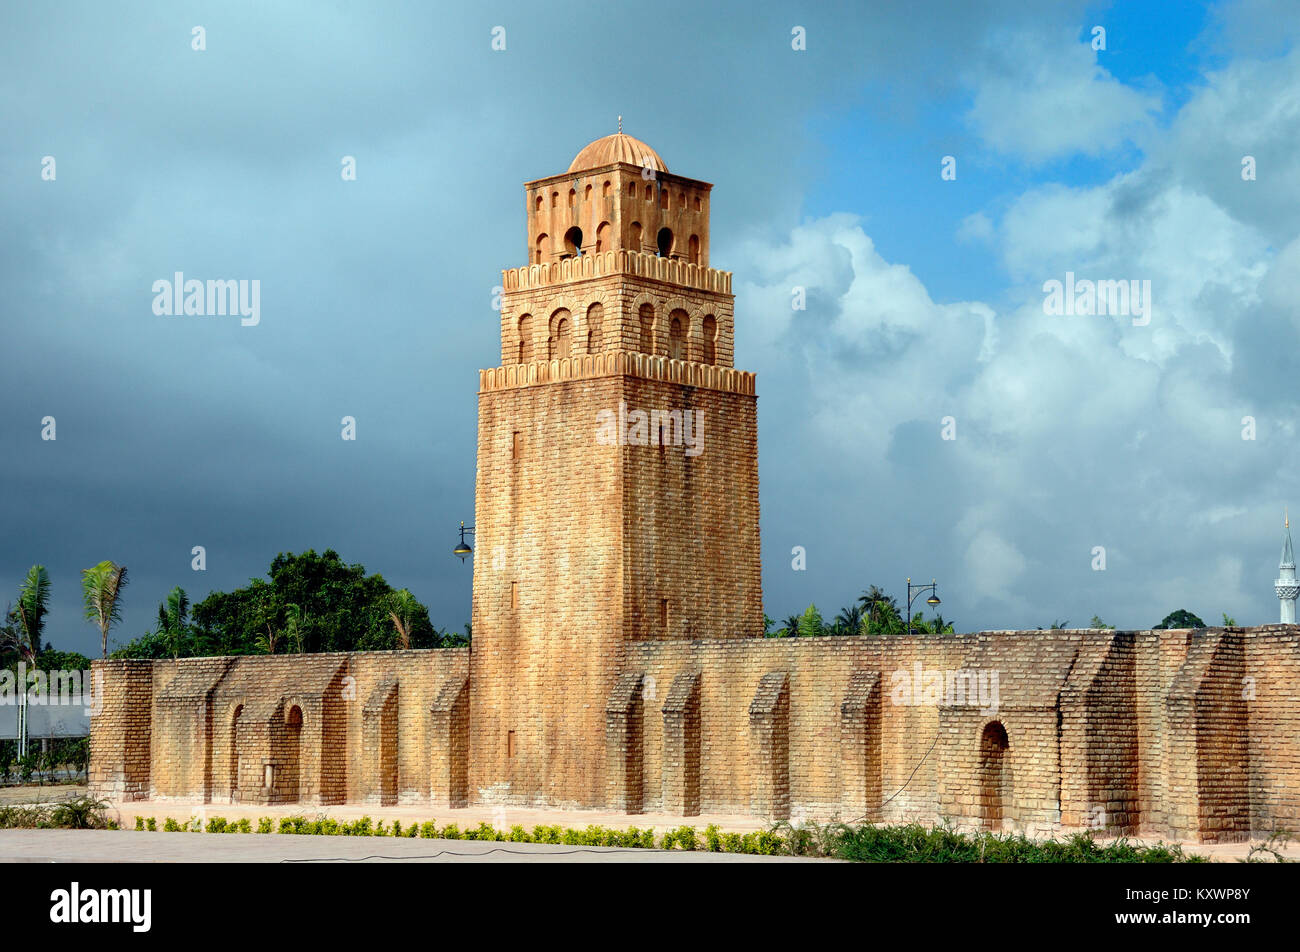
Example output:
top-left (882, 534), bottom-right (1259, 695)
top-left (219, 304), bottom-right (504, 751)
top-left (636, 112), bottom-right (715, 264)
top-left (134, 815), bottom-right (785, 853)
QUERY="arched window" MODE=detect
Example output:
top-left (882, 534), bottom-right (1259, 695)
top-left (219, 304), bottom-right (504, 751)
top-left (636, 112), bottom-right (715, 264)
top-left (568, 188), bottom-right (576, 207)
top-left (595, 221), bottom-right (611, 253)
top-left (535, 234), bottom-right (549, 264)
top-left (535, 194), bottom-right (543, 211)
top-left (702, 314), bottom-right (717, 364)
top-left (517, 314), bottom-right (532, 363)
top-left (669, 309), bottom-right (688, 361)
top-left (677, 192), bottom-right (685, 209)
top-left (586, 302), bottom-right (603, 352)
top-left (551, 192), bottom-right (558, 208)
top-left (626, 181), bottom-right (636, 197)
top-left (550, 309), bottom-right (572, 359)
top-left (659, 188), bottom-right (668, 209)
top-left (602, 180), bottom-right (611, 197)
top-left (688, 234), bottom-right (700, 265)
top-left (584, 184), bottom-right (592, 201)
top-left (629, 221), bottom-right (642, 252)
top-left (694, 196), bottom-right (702, 212)
top-left (657, 227), bottom-right (673, 257)
top-left (644, 184), bottom-right (652, 201)
top-left (563, 226), bottom-right (583, 256)
top-left (638, 303), bottom-right (655, 354)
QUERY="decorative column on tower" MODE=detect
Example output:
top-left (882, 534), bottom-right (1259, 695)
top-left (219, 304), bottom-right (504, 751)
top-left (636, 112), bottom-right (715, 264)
top-left (1275, 509), bottom-right (1297, 624)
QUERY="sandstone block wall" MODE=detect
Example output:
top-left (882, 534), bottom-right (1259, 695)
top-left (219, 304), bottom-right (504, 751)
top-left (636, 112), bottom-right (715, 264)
top-left (469, 366), bottom-right (759, 809)
top-left (90, 649), bottom-right (468, 806)
top-left (88, 627), bottom-right (1300, 842)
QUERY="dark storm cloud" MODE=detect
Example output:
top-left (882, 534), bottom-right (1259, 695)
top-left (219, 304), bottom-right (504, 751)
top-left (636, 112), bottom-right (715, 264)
top-left (2, 0), bottom-right (1292, 653)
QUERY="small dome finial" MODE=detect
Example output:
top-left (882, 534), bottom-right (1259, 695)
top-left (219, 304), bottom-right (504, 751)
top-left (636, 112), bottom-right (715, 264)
top-left (1287, 506), bottom-right (1290, 530)
top-left (617, 114), bottom-right (622, 134)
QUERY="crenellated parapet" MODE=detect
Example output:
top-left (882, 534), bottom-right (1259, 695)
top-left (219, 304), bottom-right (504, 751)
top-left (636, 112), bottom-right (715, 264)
top-left (502, 250), bottom-right (732, 295)
top-left (478, 350), bottom-right (756, 395)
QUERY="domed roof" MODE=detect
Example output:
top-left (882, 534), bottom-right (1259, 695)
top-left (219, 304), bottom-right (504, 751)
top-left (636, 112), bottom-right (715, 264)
top-left (568, 132), bottom-right (668, 174)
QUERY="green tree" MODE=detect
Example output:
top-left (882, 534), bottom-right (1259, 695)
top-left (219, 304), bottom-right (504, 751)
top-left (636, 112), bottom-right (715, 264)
top-left (858, 586), bottom-right (898, 632)
top-left (1090, 615), bottom-right (1115, 630)
top-left (13, 565), bottom-right (51, 657)
top-left (158, 586), bottom-right (191, 659)
top-left (797, 603), bottom-right (824, 638)
top-left (82, 561), bottom-right (128, 659)
top-left (387, 589), bottom-right (421, 649)
top-left (778, 614), bottom-right (802, 638)
top-left (1222, 613), bottom-right (1237, 627)
top-left (832, 604), bottom-right (863, 636)
top-left (912, 612), bottom-right (956, 634)
top-left (1152, 609), bottom-right (1206, 630)
top-left (120, 549), bottom-right (443, 658)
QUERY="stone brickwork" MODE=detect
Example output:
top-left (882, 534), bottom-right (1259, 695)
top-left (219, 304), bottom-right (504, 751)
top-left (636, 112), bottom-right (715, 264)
top-left (88, 133), bottom-right (1299, 842)
top-left (91, 650), bottom-right (468, 807)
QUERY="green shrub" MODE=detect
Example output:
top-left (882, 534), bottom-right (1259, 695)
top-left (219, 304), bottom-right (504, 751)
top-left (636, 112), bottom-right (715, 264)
top-left (50, 797), bottom-right (109, 830)
top-left (830, 822), bottom-right (1206, 863)
top-left (661, 826), bottom-right (698, 850)
top-left (419, 820), bottom-right (439, 838)
top-left (257, 817), bottom-right (273, 834)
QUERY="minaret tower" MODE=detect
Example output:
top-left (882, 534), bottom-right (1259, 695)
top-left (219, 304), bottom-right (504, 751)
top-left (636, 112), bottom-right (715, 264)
top-left (468, 128), bottom-right (762, 807)
top-left (1276, 508), bottom-right (1297, 623)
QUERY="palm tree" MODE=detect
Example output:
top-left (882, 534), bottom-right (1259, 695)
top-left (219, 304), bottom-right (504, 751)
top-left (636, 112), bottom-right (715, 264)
top-left (914, 612), bottom-right (956, 634)
top-left (780, 614), bottom-right (802, 638)
top-left (858, 586), bottom-right (898, 632)
top-left (833, 604), bottom-right (863, 637)
top-left (797, 603), bottom-right (824, 638)
top-left (387, 589), bottom-right (419, 649)
top-left (254, 622), bottom-right (279, 655)
top-left (4, 565), bottom-right (50, 661)
top-left (284, 603), bottom-right (305, 654)
top-left (0, 607), bottom-right (35, 664)
top-left (82, 561), bottom-right (128, 659)
top-left (159, 586), bottom-right (190, 659)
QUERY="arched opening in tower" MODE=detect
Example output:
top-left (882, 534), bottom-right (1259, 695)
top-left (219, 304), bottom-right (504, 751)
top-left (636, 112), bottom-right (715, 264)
top-left (657, 227), bottom-right (674, 257)
top-left (563, 226), bottom-right (583, 257)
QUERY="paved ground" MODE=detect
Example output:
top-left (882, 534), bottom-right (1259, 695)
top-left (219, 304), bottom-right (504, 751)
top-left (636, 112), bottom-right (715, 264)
top-left (0, 783), bottom-right (86, 805)
top-left (2, 786), bottom-right (1295, 861)
top-left (0, 829), bottom-right (822, 863)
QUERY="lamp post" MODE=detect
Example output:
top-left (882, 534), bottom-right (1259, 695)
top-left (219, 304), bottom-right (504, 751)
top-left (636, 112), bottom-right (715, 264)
top-left (452, 522), bottom-right (475, 562)
top-left (906, 577), bottom-right (941, 636)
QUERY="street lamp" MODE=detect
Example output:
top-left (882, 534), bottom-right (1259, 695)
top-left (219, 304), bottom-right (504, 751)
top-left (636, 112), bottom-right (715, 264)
top-left (906, 577), bottom-right (941, 636)
top-left (452, 521), bottom-right (475, 562)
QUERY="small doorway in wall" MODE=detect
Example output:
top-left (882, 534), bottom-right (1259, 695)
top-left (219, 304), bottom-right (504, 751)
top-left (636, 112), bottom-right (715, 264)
top-left (229, 704), bottom-right (243, 800)
top-left (978, 721), bottom-right (1009, 831)
top-left (283, 704), bottom-right (303, 804)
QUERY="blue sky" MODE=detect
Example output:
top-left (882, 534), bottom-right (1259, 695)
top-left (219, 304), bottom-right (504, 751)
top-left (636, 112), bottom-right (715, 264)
top-left (3, 0), bottom-right (1300, 655)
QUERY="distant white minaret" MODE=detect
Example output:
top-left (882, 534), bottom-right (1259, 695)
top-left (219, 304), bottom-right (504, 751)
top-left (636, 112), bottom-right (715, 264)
top-left (1276, 508), bottom-right (1298, 624)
